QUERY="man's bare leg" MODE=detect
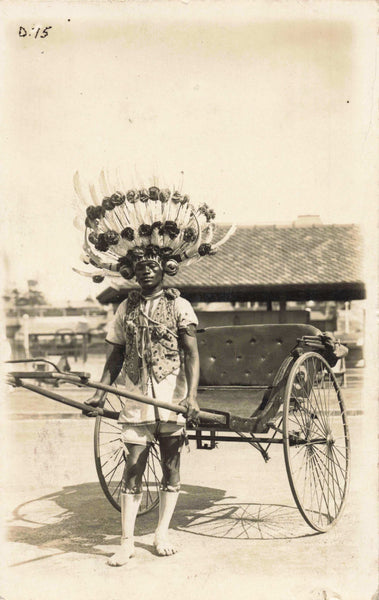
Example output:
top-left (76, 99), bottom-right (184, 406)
top-left (108, 443), bottom-right (148, 567)
top-left (154, 489), bottom-right (180, 555)
top-left (107, 492), bottom-right (143, 566)
top-left (154, 436), bottom-right (181, 556)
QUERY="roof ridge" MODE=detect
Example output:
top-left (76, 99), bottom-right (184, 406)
top-left (216, 222), bottom-right (360, 229)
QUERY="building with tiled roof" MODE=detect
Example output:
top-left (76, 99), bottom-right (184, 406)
top-left (96, 222), bottom-right (365, 307)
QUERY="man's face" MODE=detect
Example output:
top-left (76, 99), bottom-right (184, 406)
top-left (134, 260), bottom-right (164, 292)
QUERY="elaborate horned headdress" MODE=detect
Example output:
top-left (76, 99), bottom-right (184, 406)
top-left (73, 171), bottom-right (236, 282)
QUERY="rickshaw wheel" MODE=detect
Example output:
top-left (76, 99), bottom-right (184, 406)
top-left (283, 351), bottom-right (350, 532)
top-left (94, 392), bottom-right (161, 514)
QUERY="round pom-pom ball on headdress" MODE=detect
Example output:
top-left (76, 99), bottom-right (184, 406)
top-left (149, 186), bottom-right (160, 201)
top-left (164, 258), bottom-right (179, 276)
top-left (121, 227), bottom-right (135, 241)
top-left (95, 234), bottom-right (110, 252)
top-left (127, 190), bottom-right (139, 203)
top-left (111, 192), bottom-right (126, 206)
top-left (104, 230), bottom-right (120, 245)
top-left (119, 264), bottom-right (135, 280)
top-left (92, 274), bottom-right (105, 283)
top-left (102, 197), bottom-right (115, 211)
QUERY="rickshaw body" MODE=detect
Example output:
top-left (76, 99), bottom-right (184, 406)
top-left (94, 324), bottom-right (350, 532)
top-left (8, 323), bottom-right (351, 533)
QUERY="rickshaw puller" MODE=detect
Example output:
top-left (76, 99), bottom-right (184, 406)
top-left (75, 178), bottom-right (235, 566)
top-left (86, 258), bottom-right (200, 565)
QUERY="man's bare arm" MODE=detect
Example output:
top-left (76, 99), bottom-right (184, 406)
top-left (179, 326), bottom-right (200, 421)
top-left (85, 343), bottom-right (125, 408)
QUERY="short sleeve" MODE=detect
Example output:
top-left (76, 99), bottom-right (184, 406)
top-left (174, 297), bottom-right (198, 329)
top-left (105, 300), bottom-right (127, 346)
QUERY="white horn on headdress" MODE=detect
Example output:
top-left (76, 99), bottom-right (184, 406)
top-left (73, 266), bottom-right (121, 279)
top-left (212, 224), bottom-right (237, 249)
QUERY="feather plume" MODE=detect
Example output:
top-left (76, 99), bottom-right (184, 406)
top-left (98, 170), bottom-right (110, 197)
top-left (73, 215), bottom-right (83, 231)
top-left (201, 222), bottom-right (215, 245)
top-left (73, 171), bottom-right (91, 209)
top-left (89, 183), bottom-right (101, 206)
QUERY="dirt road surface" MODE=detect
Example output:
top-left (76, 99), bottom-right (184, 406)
top-left (1, 368), bottom-right (377, 600)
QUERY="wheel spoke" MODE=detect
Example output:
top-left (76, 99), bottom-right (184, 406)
top-left (293, 376), bottom-right (312, 432)
top-left (308, 440), bottom-right (343, 518)
top-left (307, 453), bottom-right (324, 521)
top-left (146, 451), bottom-right (160, 481)
top-left (292, 364), bottom-right (327, 440)
top-left (105, 395), bottom-right (117, 411)
top-left (308, 453), bottom-right (328, 526)
top-left (317, 445), bottom-right (346, 500)
top-left (104, 453), bottom-right (125, 483)
top-left (99, 445), bottom-right (123, 459)
top-left (99, 420), bottom-right (122, 432)
top-left (302, 449), bottom-right (310, 506)
top-left (112, 478), bottom-right (123, 503)
top-left (316, 443), bottom-right (347, 480)
top-left (329, 447), bottom-right (348, 504)
top-left (309, 384), bottom-right (328, 434)
top-left (314, 358), bottom-right (328, 412)
top-left (109, 385), bottom-right (125, 409)
top-left (100, 446), bottom-right (124, 470)
top-left (98, 428), bottom-right (121, 436)
top-left (289, 401), bottom-right (308, 434)
top-left (310, 357), bottom-right (330, 433)
top-left (313, 456), bottom-right (329, 526)
top-left (330, 446), bottom-right (348, 480)
top-left (328, 451), bottom-right (341, 518)
top-left (288, 403), bottom-right (326, 442)
top-left (290, 444), bottom-right (308, 463)
top-left (329, 442), bottom-right (349, 462)
top-left (311, 449), bottom-right (336, 521)
top-left (99, 436), bottom-right (122, 445)
top-left (145, 467), bottom-right (156, 499)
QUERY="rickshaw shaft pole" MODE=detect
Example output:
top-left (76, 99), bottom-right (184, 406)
top-left (76, 378), bottom-right (227, 425)
top-left (13, 377), bottom-right (227, 425)
top-left (14, 380), bottom-right (120, 420)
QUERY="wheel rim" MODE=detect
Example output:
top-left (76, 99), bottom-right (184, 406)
top-left (94, 391), bottom-right (161, 514)
top-left (283, 352), bottom-right (350, 532)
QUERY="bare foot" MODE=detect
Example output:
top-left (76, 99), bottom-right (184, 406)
top-left (154, 531), bottom-right (178, 556)
top-left (107, 538), bottom-right (135, 567)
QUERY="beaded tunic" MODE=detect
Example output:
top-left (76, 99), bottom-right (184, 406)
top-left (106, 288), bottom-right (198, 424)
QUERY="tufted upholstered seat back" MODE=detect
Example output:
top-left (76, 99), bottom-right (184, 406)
top-left (197, 324), bottom-right (321, 387)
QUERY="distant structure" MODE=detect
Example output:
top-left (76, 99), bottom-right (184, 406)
top-left (292, 215), bottom-right (323, 227)
top-left (4, 297), bottom-right (110, 360)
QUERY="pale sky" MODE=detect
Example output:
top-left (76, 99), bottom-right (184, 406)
top-left (1, 1), bottom-right (377, 302)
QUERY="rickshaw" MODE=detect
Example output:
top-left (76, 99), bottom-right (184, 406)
top-left (6, 323), bottom-right (350, 534)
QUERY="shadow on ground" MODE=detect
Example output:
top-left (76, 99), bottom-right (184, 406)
top-left (174, 501), bottom-right (316, 540)
top-left (8, 482), bottom-right (225, 564)
top-left (8, 481), bottom-right (316, 566)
